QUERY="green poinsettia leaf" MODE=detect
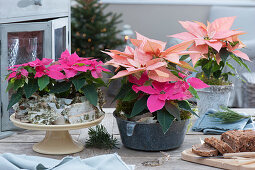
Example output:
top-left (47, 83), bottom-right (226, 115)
top-left (38, 76), bottom-right (50, 90)
top-left (13, 79), bottom-right (25, 91)
top-left (25, 66), bottom-right (36, 74)
top-left (92, 78), bottom-right (106, 87)
top-left (211, 61), bottom-right (221, 73)
top-left (129, 95), bottom-right (148, 118)
top-left (178, 100), bottom-right (198, 117)
top-left (24, 79), bottom-right (39, 98)
top-left (213, 70), bottom-right (222, 79)
top-left (202, 60), bottom-right (212, 78)
top-left (112, 83), bottom-right (132, 103)
top-left (82, 84), bottom-right (98, 106)
top-left (226, 61), bottom-right (236, 71)
top-left (179, 55), bottom-right (189, 61)
top-left (165, 102), bottom-right (181, 121)
top-left (188, 86), bottom-right (199, 99)
top-left (122, 90), bottom-right (138, 102)
top-left (72, 78), bottom-right (86, 91)
top-left (50, 81), bottom-right (71, 94)
top-left (6, 81), bottom-right (15, 92)
top-left (194, 58), bottom-right (208, 67)
top-left (157, 109), bottom-right (174, 134)
top-left (219, 48), bottom-right (230, 63)
top-left (75, 63), bottom-right (86, 66)
top-left (230, 53), bottom-right (251, 72)
top-left (7, 88), bottom-right (23, 110)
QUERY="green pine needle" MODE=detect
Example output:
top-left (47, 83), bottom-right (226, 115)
top-left (208, 106), bottom-right (250, 123)
top-left (71, 0), bottom-right (124, 62)
top-left (85, 125), bottom-right (119, 149)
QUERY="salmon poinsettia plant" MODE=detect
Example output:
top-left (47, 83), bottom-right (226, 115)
top-left (170, 16), bottom-right (251, 85)
top-left (6, 50), bottom-right (109, 110)
top-left (105, 33), bottom-right (209, 133)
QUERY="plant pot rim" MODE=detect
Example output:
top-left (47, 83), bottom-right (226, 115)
top-left (205, 84), bottom-right (233, 87)
top-left (10, 113), bottom-right (105, 131)
top-left (113, 111), bottom-right (188, 125)
top-left (197, 84), bottom-right (234, 92)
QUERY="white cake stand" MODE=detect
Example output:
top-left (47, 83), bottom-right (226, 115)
top-left (10, 114), bottom-right (104, 155)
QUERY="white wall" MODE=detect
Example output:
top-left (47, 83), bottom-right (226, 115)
top-left (104, 4), bottom-right (209, 41)
top-left (103, 0), bottom-right (255, 42)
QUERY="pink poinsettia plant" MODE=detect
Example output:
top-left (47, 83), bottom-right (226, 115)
top-left (6, 49), bottom-right (109, 110)
top-left (170, 16), bottom-right (251, 84)
top-left (105, 33), bottom-right (209, 133)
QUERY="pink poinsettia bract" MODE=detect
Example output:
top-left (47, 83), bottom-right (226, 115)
top-left (7, 50), bottom-right (110, 81)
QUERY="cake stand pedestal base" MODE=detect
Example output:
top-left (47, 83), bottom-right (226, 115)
top-left (33, 131), bottom-right (84, 155)
top-left (10, 113), bottom-right (105, 155)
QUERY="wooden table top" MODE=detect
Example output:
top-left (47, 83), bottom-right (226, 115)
top-left (0, 108), bottom-right (255, 170)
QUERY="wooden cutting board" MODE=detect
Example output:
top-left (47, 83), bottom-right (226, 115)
top-left (182, 149), bottom-right (255, 170)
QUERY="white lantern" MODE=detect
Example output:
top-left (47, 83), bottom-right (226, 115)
top-left (0, 0), bottom-right (71, 138)
top-left (121, 24), bottom-right (134, 45)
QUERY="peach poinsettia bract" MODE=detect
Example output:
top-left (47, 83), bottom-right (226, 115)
top-left (104, 33), bottom-right (209, 114)
top-left (104, 32), bottom-right (198, 82)
top-left (170, 16), bottom-right (250, 66)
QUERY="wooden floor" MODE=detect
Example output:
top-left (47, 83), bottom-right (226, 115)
top-left (1, 108), bottom-right (255, 170)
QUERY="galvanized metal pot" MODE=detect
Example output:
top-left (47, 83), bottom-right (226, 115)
top-left (197, 84), bottom-right (234, 115)
top-left (114, 113), bottom-right (189, 151)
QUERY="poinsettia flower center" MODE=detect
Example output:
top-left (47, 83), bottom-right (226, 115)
top-left (204, 36), bottom-right (210, 40)
top-left (152, 55), bottom-right (157, 59)
top-left (160, 91), bottom-right (166, 94)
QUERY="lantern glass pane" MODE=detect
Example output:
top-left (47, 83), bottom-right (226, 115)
top-left (7, 31), bottom-right (44, 116)
top-left (8, 31), bottom-right (44, 67)
top-left (55, 26), bottom-right (66, 60)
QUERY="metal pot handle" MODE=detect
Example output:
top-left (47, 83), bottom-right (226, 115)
top-left (34, 0), bottom-right (42, 6)
top-left (126, 122), bottom-right (136, 137)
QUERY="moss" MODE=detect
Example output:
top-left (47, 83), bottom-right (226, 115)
top-left (96, 88), bottom-right (105, 118)
top-left (97, 88), bottom-right (105, 109)
top-left (169, 101), bottom-right (192, 120)
top-left (180, 110), bottom-right (192, 120)
top-left (114, 100), bottom-right (135, 119)
top-left (196, 73), bottom-right (231, 85)
top-left (115, 100), bottom-right (192, 121)
top-left (116, 100), bottom-right (134, 113)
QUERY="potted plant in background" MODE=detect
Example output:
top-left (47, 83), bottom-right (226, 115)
top-left (170, 16), bottom-right (251, 115)
top-left (104, 33), bottom-right (209, 151)
top-left (6, 50), bottom-right (109, 154)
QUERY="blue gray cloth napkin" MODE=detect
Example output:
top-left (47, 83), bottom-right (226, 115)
top-left (0, 153), bottom-right (134, 170)
top-left (192, 109), bottom-right (255, 134)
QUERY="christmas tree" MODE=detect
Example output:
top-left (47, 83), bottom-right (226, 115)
top-left (71, 0), bottom-right (124, 61)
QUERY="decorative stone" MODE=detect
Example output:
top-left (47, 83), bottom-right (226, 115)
top-left (53, 115), bottom-right (66, 125)
top-left (129, 112), bottom-right (153, 122)
top-left (14, 93), bottom-right (104, 125)
top-left (137, 117), bottom-right (157, 124)
top-left (64, 102), bottom-right (97, 124)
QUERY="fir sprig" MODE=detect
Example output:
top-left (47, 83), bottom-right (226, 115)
top-left (208, 106), bottom-right (250, 123)
top-left (85, 125), bottom-right (119, 149)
